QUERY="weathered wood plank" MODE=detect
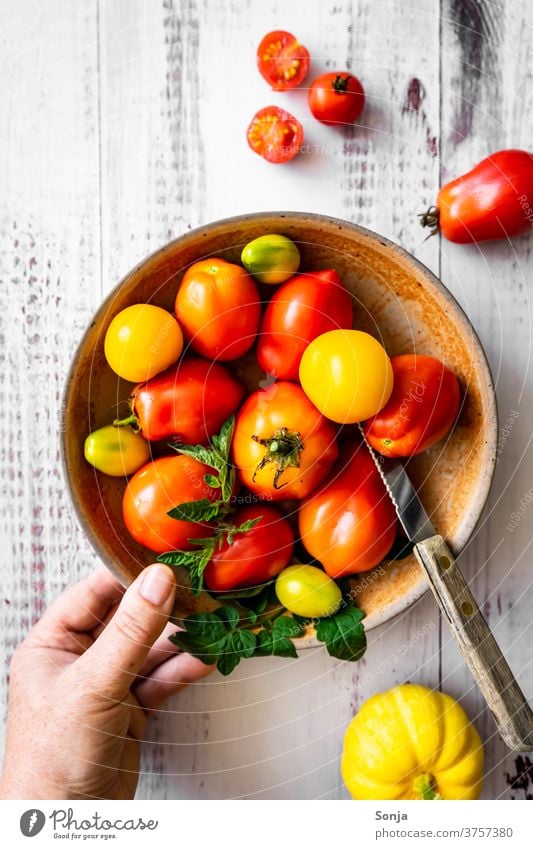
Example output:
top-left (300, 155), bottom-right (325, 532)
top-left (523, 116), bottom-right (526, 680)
top-left (439, 0), bottom-right (533, 800)
top-left (0, 0), bottom-right (102, 758)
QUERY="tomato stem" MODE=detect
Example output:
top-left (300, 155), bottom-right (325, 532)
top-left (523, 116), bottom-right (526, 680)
top-left (418, 205), bottom-right (440, 237)
top-left (332, 74), bottom-right (350, 92)
top-left (413, 772), bottom-right (440, 800)
top-left (252, 427), bottom-right (303, 490)
top-left (113, 413), bottom-right (140, 431)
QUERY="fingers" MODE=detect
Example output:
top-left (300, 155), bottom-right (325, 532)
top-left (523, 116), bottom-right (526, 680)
top-left (75, 564), bottom-right (176, 700)
top-left (136, 622), bottom-right (182, 678)
top-left (134, 651), bottom-right (215, 711)
top-left (26, 568), bottom-right (125, 648)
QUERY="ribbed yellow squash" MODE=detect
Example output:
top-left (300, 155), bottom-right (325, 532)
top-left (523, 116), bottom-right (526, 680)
top-left (341, 684), bottom-right (484, 800)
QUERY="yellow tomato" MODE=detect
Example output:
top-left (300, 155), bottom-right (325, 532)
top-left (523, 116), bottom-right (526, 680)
top-left (84, 425), bottom-right (151, 477)
top-left (341, 684), bottom-right (484, 800)
top-left (275, 564), bottom-right (342, 618)
top-left (104, 304), bottom-right (183, 382)
top-left (299, 329), bottom-right (394, 423)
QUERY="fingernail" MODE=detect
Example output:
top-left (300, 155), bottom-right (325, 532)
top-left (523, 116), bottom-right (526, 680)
top-left (139, 564), bottom-right (174, 606)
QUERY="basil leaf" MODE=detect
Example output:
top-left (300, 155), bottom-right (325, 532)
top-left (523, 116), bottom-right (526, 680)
top-left (217, 630), bottom-right (256, 676)
top-left (204, 474), bottom-right (221, 488)
top-left (174, 443), bottom-right (216, 467)
top-left (177, 610), bottom-right (228, 641)
top-left (254, 630), bottom-right (298, 659)
top-left (272, 616), bottom-right (305, 640)
top-left (315, 606), bottom-right (366, 662)
top-left (215, 605), bottom-right (240, 632)
top-left (167, 499), bottom-right (221, 523)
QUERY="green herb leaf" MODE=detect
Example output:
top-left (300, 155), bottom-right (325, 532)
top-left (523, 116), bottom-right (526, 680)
top-left (168, 605), bottom-right (259, 676)
top-left (314, 604), bottom-right (366, 662)
top-left (203, 474), bottom-right (221, 488)
top-left (157, 539), bottom-right (215, 595)
top-left (216, 605), bottom-right (240, 631)
top-left (174, 444), bottom-right (216, 467)
top-left (272, 616), bottom-right (305, 640)
top-left (254, 628), bottom-right (298, 659)
top-left (167, 498), bottom-right (222, 523)
top-left (226, 514), bottom-right (262, 544)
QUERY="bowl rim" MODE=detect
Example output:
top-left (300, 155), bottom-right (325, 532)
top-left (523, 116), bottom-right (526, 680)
top-left (61, 210), bottom-right (498, 638)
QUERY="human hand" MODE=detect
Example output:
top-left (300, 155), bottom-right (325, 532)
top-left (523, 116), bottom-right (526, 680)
top-left (0, 564), bottom-right (213, 800)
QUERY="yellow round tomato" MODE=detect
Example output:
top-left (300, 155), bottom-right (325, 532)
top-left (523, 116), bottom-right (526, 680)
top-left (275, 564), bottom-right (342, 618)
top-left (104, 304), bottom-right (183, 382)
top-left (84, 425), bottom-right (151, 477)
top-left (299, 329), bottom-right (393, 423)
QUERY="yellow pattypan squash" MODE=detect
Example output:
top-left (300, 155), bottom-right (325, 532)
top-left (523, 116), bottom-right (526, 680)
top-left (341, 684), bottom-right (484, 800)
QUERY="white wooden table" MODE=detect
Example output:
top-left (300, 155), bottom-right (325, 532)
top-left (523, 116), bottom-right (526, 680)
top-left (1, 0), bottom-right (532, 800)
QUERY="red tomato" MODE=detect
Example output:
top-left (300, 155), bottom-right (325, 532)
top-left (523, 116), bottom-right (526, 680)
top-left (308, 72), bottom-right (365, 125)
top-left (363, 355), bottom-right (461, 457)
top-left (257, 269), bottom-right (353, 380)
top-left (123, 455), bottom-right (220, 554)
top-left (120, 358), bottom-right (244, 445)
top-left (247, 106), bottom-right (304, 164)
top-left (298, 441), bottom-right (397, 577)
top-left (257, 30), bottom-right (310, 91)
top-left (232, 381), bottom-right (338, 501)
top-left (175, 258), bottom-right (261, 360)
top-left (420, 149), bottom-right (533, 243)
top-left (203, 505), bottom-right (294, 592)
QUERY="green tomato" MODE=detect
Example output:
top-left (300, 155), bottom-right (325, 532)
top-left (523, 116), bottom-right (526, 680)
top-left (84, 425), bottom-right (151, 477)
top-left (275, 564), bottom-right (342, 618)
top-left (241, 234), bottom-right (300, 285)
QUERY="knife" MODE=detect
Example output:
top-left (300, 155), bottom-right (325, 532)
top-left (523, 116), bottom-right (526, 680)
top-left (360, 429), bottom-right (533, 752)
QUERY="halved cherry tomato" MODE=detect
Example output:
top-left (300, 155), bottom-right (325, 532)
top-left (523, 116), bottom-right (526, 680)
top-left (175, 258), bottom-right (261, 360)
top-left (115, 358), bottom-right (244, 445)
top-left (420, 149), bottom-right (533, 243)
top-left (257, 31), bottom-right (310, 91)
top-left (232, 381), bottom-right (338, 501)
top-left (247, 106), bottom-right (304, 164)
top-left (203, 505), bottom-right (294, 592)
top-left (308, 72), bottom-right (365, 125)
top-left (298, 441), bottom-right (397, 577)
top-left (257, 269), bottom-right (353, 381)
top-left (123, 455), bottom-right (220, 554)
top-left (363, 355), bottom-right (461, 457)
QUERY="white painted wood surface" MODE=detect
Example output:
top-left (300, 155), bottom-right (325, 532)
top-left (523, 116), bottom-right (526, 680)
top-left (1, 0), bottom-right (532, 800)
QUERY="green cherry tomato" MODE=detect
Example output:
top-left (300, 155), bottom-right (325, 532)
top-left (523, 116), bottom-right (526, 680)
top-left (275, 564), bottom-right (342, 618)
top-left (84, 425), bottom-right (151, 477)
top-left (241, 234), bottom-right (300, 285)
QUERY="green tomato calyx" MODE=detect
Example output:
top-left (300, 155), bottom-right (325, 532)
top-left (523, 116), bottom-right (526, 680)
top-left (413, 772), bottom-right (440, 800)
top-left (252, 427), bottom-right (303, 490)
top-left (332, 74), bottom-right (351, 92)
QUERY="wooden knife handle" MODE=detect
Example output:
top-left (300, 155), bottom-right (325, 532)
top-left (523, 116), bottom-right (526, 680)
top-left (414, 534), bottom-right (533, 751)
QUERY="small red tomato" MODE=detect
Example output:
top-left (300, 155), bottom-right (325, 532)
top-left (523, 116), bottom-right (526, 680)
top-left (175, 258), bottom-right (261, 360)
top-left (257, 30), bottom-right (310, 91)
top-left (123, 455), bottom-right (220, 554)
top-left (363, 355), bottom-right (461, 457)
top-left (298, 441), bottom-right (397, 577)
top-left (247, 106), bottom-right (304, 164)
top-left (308, 72), bottom-right (365, 125)
top-left (203, 505), bottom-right (294, 592)
top-left (118, 358), bottom-right (244, 445)
top-left (257, 268), bottom-right (353, 381)
top-left (420, 149), bottom-right (533, 243)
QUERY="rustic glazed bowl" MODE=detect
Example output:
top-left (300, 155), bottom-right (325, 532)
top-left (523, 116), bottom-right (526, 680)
top-left (62, 212), bottom-right (497, 645)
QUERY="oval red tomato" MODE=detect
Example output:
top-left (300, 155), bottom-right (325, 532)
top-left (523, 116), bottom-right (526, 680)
top-left (363, 354), bottom-right (461, 457)
top-left (123, 455), bottom-right (220, 554)
top-left (298, 441), bottom-right (397, 577)
top-left (203, 505), bottom-right (294, 592)
top-left (232, 381), bottom-right (338, 501)
top-left (257, 31), bottom-right (310, 91)
top-left (247, 106), bottom-right (304, 164)
top-left (175, 258), bottom-right (261, 360)
top-left (420, 149), bottom-right (533, 243)
top-left (308, 72), bottom-right (365, 125)
top-left (256, 268), bottom-right (354, 380)
top-left (121, 358), bottom-right (244, 445)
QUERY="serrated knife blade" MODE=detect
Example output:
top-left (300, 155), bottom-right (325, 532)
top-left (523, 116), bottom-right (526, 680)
top-left (358, 423), bottom-right (533, 751)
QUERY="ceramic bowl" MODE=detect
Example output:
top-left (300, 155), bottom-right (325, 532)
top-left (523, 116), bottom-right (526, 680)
top-left (62, 212), bottom-right (497, 643)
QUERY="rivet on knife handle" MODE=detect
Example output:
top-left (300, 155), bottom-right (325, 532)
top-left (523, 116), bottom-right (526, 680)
top-left (414, 534), bottom-right (533, 752)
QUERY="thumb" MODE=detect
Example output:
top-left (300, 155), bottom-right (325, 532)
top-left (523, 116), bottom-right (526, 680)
top-left (77, 564), bottom-right (176, 700)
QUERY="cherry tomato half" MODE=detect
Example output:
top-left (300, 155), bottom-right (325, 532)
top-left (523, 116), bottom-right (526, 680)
top-left (123, 455), bottom-right (220, 554)
top-left (203, 505), bottom-right (294, 592)
top-left (257, 30), bottom-right (310, 91)
top-left (247, 106), bottom-right (304, 164)
top-left (175, 258), bottom-right (261, 360)
top-left (308, 72), bottom-right (365, 125)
